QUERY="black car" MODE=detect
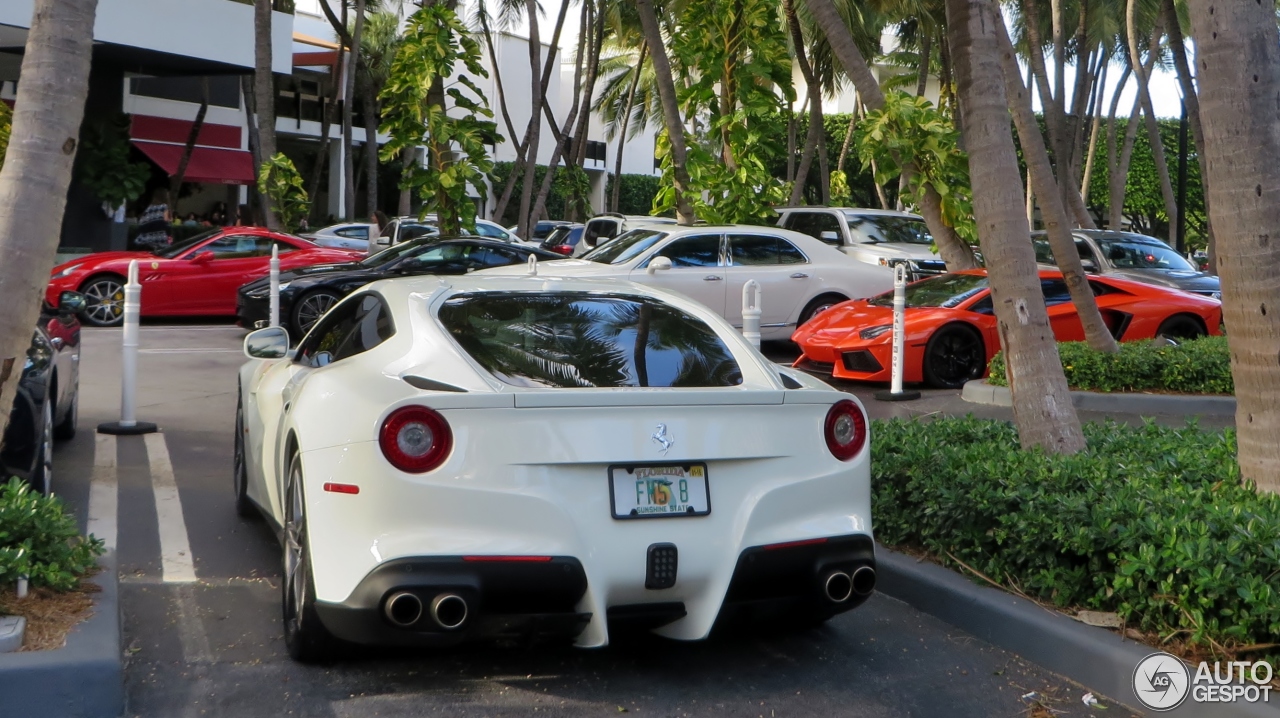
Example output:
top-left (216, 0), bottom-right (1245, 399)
top-left (2, 291), bottom-right (84, 495)
top-left (237, 237), bottom-right (565, 338)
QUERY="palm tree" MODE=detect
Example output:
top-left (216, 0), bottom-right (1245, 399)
top-left (0, 0), bottom-right (98, 440)
top-left (253, 0), bottom-right (279, 228)
top-left (635, 0), bottom-right (697, 224)
top-left (944, 0), bottom-right (1085, 454)
top-left (356, 9), bottom-right (401, 217)
top-left (1184, 0), bottom-right (1280, 491)
top-left (1162, 0), bottom-right (1213, 269)
top-left (594, 42), bottom-right (652, 211)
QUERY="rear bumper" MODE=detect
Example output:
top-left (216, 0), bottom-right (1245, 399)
top-left (314, 536), bottom-right (876, 647)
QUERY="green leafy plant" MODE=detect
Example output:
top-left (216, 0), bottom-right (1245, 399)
top-left (988, 336), bottom-right (1232, 394)
top-left (257, 152), bottom-right (310, 232)
top-left (553, 165), bottom-right (592, 222)
top-left (829, 169), bottom-right (852, 205)
top-left (0, 479), bottom-right (103, 591)
top-left (855, 92), bottom-right (975, 243)
top-left (606, 173), bottom-right (666, 217)
top-left (873, 417), bottom-right (1279, 660)
top-left (379, 4), bottom-right (497, 236)
top-left (0, 101), bottom-right (11, 172)
top-left (75, 114), bottom-right (150, 210)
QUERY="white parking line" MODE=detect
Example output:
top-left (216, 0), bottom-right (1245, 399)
top-left (86, 434), bottom-right (118, 551)
top-left (144, 432), bottom-right (197, 583)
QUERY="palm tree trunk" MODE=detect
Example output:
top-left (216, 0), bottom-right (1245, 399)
top-left (0, 0), bottom-right (98, 440)
top-left (1103, 62), bottom-right (1132, 229)
top-left (836, 109), bottom-right (857, 174)
top-left (1079, 55), bottom-right (1109, 202)
top-left (572, 5), bottom-right (606, 170)
top-left (530, 1), bottom-right (590, 224)
top-left (307, 79), bottom-right (338, 224)
top-left (946, 0), bottom-right (1086, 454)
top-left (611, 43), bottom-right (647, 212)
top-left (636, 0), bottom-right (696, 224)
top-left (398, 147), bottom-right (412, 216)
top-left (341, 0), bottom-right (367, 220)
top-left (516, 0), bottom-right (545, 241)
top-left (996, 14), bottom-right (1120, 353)
top-left (916, 27), bottom-right (932, 97)
top-left (1110, 94), bottom-right (1143, 230)
top-left (1185, 0), bottom-right (1280, 490)
top-left (786, 99), bottom-right (797, 183)
top-left (253, 0), bottom-right (278, 228)
top-left (804, 0), bottom-right (977, 269)
top-left (1163, 0), bottom-right (1215, 269)
top-left (358, 60), bottom-right (379, 217)
top-left (816, 107), bottom-right (831, 204)
top-left (1126, 4), bottom-right (1178, 246)
top-left (785, 0), bottom-right (821, 206)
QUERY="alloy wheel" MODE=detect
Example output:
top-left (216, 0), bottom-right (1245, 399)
top-left (82, 279), bottom-right (125, 326)
top-left (295, 293), bottom-right (338, 335)
top-left (283, 460), bottom-right (306, 637)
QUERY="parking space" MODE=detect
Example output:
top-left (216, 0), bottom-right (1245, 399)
top-left (50, 322), bottom-right (1133, 717)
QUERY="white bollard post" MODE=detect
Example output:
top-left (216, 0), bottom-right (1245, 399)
top-left (98, 260), bottom-right (158, 435)
top-left (875, 264), bottom-right (921, 401)
top-left (269, 244), bottom-right (281, 328)
top-left (742, 280), bottom-right (763, 349)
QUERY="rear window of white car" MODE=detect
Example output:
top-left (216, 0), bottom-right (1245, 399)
top-left (437, 292), bottom-right (744, 389)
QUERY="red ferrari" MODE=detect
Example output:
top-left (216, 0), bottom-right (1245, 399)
top-left (46, 228), bottom-right (362, 326)
top-left (792, 269), bottom-right (1224, 388)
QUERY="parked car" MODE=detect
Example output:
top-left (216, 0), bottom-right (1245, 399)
top-left (478, 224), bottom-right (895, 341)
top-left (579, 214), bottom-right (678, 254)
top-left (792, 269), bottom-right (1225, 388)
top-left (303, 222), bottom-right (377, 252)
top-left (235, 273), bottom-right (876, 660)
top-left (370, 217), bottom-right (521, 253)
top-left (539, 223), bottom-right (585, 255)
top-left (776, 207), bottom-right (950, 280)
top-left (1032, 230), bottom-right (1221, 298)
top-left (46, 227), bottom-right (362, 327)
top-left (1, 291), bottom-right (83, 495)
top-left (509, 220), bottom-right (572, 242)
top-left (237, 237), bottom-right (564, 337)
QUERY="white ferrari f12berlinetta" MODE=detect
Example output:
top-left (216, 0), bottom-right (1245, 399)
top-left (234, 271), bottom-right (875, 661)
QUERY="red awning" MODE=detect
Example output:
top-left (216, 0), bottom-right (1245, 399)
top-left (132, 140), bottom-right (256, 185)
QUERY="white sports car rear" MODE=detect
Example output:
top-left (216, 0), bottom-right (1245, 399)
top-left (235, 273), bottom-right (876, 661)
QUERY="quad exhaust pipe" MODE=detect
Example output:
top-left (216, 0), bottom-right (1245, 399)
top-left (822, 566), bottom-right (876, 603)
top-left (385, 591), bottom-right (470, 630)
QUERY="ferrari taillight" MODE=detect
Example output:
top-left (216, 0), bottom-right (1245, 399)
top-left (824, 399), bottom-right (867, 461)
top-left (379, 406), bottom-right (452, 473)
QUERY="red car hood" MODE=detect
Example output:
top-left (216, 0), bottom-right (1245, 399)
top-left (53, 251), bottom-right (158, 272)
top-left (794, 300), bottom-right (979, 349)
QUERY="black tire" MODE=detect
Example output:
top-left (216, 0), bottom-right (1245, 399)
top-left (53, 387), bottom-right (77, 441)
top-left (233, 395), bottom-right (254, 518)
top-left (922, 323), bottom-right (986, 389)
top-left (30, 398), bottom-right (53, 496)
top-left (291, 290), bottom-right (341, 339)
top-left (1155, 314), bottom-right (1206, 341)
top-left (79, 275), bottom-right (127, 327)
top-left (798, 294), bottom-right (848, 327)
top-left (282, 454), bottom-right (338, 662)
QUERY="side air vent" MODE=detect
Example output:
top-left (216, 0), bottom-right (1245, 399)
top-left (402, 375), bottom-right (467, 393)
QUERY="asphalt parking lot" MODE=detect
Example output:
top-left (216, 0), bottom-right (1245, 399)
top-left (48, 321), bottom-right (1155, 717)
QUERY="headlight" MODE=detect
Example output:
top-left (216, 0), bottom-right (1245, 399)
top-left (52, 263), bottom-right (82, 279)
top-left (859, 324), bottom-right (893, 340)
top-left (246, 282), bottom-right (288, 298)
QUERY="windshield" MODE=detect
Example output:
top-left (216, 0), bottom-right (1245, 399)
top-left (541, 225), bottom-right (576, 247)
top-left (847, 215), bottom-right (934, 245)
top-left (152, 229), bottom-right (221, 258)
top-left (582, 229), bottom-right (669, 264)
top-left (1094, 236), bottom-right (1194, 271)
top-left (438, 292), bottom-right (743, 388)
top-left (869, 272), bottom-right (989, 308)
top-left (360, 238), bottom-right (433, 267)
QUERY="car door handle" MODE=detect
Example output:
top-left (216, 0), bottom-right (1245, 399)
top-left (704, 275), bottom-right (722, 281)
top-left (790, 272), bottom-right (809, 279)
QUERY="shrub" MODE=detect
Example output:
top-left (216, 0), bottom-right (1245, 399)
top-left (987, 335), bottom-right (1232, 395)
top-left (872, 417), bottom-right (1280, 659)
top-left (0, 479), bottom-right (104, 591)
top-left (606, 173), bottom-right (665, 217)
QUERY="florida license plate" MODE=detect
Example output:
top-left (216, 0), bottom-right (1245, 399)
top-left (609, 463), bottom-right (710, 519)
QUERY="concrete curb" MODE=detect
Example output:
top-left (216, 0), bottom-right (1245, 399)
top-left (961, 379), bottom-right (1237, 416)
top-left (876, 546), bottom-right (1280, 717)
top-left (0, 550), bottom-right (123, 718)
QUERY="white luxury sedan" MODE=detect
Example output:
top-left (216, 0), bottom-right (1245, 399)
top-left (477, 224), bottom-right (895, 341)
top-left (234, 273), bottom-right (876, 661)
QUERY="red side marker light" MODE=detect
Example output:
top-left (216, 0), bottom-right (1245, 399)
top-left (323, 482), bottom-right (360, 495)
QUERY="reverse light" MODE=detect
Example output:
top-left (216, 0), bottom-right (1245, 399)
top-left (824, 399), bottom-right (867, 461)
top-left (859, 324), bottom-right (892, 340)
top-left (379, 405), bottom-right (452, 473)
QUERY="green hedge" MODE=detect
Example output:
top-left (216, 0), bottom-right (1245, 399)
top-left (0, 479), bottom-right (103, 591)
top-left (873, 417), bottom-right (1279, 659)
top-left (605, 173), bottom-right (664, 216)
top-left (987, 336), bottom-right (1232, 395)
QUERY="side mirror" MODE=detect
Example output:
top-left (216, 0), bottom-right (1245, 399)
top-left (819, 230), bottom-right (841, 244)
top-left (58, 290), bottom-right (87, 315)
top-left (646, 256), bottom-right (674, 275)
top-left (244, 326), bottom-right (290, 360)
top-left (192, 250), bottom-right (214, 264)
top-left (1080, 259), bottom-right (1098, 273)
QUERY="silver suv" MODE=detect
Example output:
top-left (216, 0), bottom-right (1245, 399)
top-left (776, 207), bottom-right (947, 280)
